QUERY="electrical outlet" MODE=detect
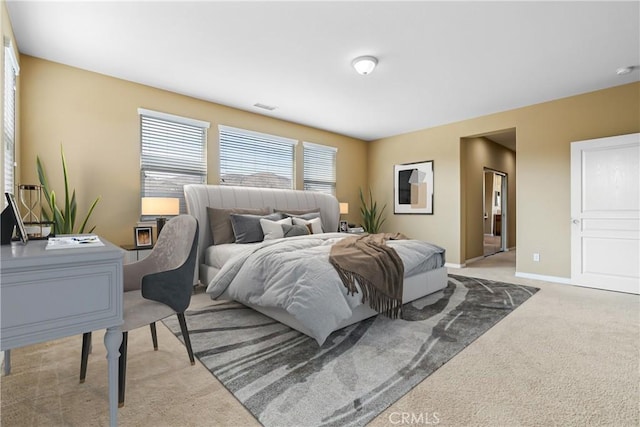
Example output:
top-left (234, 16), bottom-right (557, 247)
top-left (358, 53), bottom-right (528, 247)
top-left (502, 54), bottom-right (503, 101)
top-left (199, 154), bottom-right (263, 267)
top-left (533, 253), bottom-right (540, 262)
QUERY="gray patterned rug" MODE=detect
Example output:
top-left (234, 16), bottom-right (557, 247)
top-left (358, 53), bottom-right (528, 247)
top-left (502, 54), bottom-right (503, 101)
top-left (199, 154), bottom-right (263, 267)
top-left (163, 275), bottom-right (538, 427)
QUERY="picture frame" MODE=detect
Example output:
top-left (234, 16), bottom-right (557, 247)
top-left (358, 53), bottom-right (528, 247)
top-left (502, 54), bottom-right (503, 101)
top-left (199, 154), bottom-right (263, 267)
top-left (394, 160), bottom-right (434, 214)
top-left (339, 220), bottom-right (349, 232)
top-left (3, 192), bottom-right (28, 244)
top-left (134, 226), bottom-right (153, 248)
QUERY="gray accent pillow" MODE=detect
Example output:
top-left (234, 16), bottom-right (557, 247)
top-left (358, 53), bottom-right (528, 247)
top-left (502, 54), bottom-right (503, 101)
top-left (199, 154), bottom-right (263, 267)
top-left (282, 223), bottom-right (310, 238)
top-left (280, 211), bottom-right (322, 228)
top-left (285, 211), bottom-right (323, 232)
top-left (292, 216), bottom-right (324, 234)
top-left (207, 207), bottom-right (271, 245)
top-left (230, 212), bottom-right (283, 244)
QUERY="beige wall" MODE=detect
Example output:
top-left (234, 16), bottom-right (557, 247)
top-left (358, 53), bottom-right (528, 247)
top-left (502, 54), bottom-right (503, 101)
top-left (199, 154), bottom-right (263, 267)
top-left (369, 125), bottom-right (461, 265)
top-left (14, 47), bottom-right (640, 279)
top-left (462, 136), bottom-right (516, 260)
top-left (1, 0), bottom-right (20, 197)
top-left (370, 82), bottom-right (639, 278)
top-left (18, 55), bottom-right (368, 246)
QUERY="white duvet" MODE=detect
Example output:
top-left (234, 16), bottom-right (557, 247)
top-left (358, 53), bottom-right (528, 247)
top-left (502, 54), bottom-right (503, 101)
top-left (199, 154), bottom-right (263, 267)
top-left (206, 232), bottom-right (445, 345)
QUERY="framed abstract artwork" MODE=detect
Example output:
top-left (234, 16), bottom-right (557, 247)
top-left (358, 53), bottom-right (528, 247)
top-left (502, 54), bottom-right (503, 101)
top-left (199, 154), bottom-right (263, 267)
top-left (134, 226), bottom-right (153, 248)
top-left (394, 160), bottom-right (434, 214)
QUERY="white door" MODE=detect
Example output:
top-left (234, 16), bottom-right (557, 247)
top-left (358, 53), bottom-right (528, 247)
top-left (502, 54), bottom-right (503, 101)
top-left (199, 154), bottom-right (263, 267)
top-left (571, 133), bottom-right (640, 294)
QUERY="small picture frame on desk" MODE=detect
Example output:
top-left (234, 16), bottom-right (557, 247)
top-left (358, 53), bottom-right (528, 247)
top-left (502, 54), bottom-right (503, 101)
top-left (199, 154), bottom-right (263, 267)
top-left (339, 220), bottom-right (349, 233)
top-left (134, 226), bottom-right (153, 248)
top-left (2, 192), bottom-right (28, 244)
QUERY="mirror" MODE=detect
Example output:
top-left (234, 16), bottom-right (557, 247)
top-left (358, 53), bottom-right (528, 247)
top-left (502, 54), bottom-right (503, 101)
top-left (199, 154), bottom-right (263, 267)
top-left (483, 170), bottom-right (506, 256)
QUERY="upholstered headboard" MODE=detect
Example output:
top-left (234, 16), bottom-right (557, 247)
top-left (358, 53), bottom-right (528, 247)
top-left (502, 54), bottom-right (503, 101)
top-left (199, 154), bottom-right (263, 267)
top-left (184, 184), bottom-right (340, 282)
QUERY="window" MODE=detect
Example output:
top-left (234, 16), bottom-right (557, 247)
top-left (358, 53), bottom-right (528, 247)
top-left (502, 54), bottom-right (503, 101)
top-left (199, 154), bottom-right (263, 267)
top-left (303, 142), bottom-right (337, 195)
top-left (139, 108), bottom-right (209, 217)
top-left (219, 125), bottom-right (296, 189)
top-left (4, 42), bottom-right (19, 195)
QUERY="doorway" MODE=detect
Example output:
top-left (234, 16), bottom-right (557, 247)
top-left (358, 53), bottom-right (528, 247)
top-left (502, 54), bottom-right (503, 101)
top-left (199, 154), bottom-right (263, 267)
top-left (461, 130), bottom-right (516, 265)
top-left (483, 169), bottom-right (507, 256)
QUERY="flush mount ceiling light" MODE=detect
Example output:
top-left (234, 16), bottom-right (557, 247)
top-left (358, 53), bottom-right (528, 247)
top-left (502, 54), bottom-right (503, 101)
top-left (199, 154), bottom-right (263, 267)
top-left (352, 56), bottom-right (378, 75)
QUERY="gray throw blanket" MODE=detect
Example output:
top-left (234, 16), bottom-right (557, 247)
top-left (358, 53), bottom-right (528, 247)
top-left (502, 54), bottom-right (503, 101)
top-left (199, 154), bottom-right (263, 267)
top-left (329, 233), bottom-right (407, 318)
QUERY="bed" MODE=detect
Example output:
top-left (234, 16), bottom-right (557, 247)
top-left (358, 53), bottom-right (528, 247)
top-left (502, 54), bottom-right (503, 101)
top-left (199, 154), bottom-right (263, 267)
top-left (184, 184), bottom-right (447, 345)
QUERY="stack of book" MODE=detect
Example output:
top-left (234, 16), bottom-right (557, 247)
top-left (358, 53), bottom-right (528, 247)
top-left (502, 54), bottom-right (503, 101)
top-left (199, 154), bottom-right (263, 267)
top-left (347, 227), bottom-right (365, 234)
top-left (46, 234), bottom-right (104, 250)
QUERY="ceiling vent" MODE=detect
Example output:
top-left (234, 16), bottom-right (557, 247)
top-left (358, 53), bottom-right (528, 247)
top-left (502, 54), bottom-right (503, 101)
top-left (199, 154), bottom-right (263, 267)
top-left (253, 103), bottom-right (277, 111)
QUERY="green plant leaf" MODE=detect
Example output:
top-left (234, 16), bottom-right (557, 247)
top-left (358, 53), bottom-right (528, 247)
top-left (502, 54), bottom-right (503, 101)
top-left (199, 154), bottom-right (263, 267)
top-left (36, 146), bottom-right (100, 235)
top-left (37, 156), bottom-right (55, 221)
top-left (359, 186), bottom-right (387, 233)
top-left (70, 190), bottom-right (77, 232)
top-left (78, 196), bottom-right (100, 234)
top-left (50, 192), bottom-right (65, 234)
top-left (37, 157), bottom-right (51, 200)
top-left (61, 147), bottom-right (72, 230)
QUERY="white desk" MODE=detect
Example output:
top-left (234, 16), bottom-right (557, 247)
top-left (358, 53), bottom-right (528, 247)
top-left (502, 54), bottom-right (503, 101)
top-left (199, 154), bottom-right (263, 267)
top-left (1, 239), bottom-right (123, 427)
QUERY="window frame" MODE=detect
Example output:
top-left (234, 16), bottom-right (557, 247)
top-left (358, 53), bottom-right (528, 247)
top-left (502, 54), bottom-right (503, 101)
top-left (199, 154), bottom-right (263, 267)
top-left (218, 125), bottom-right (297, 190)
top-left (303, 141), bottom-right (337, 195)
top-left (138, 108), bottom-right (209, 219)
top-left (4, 40), bottom-right (19, 196)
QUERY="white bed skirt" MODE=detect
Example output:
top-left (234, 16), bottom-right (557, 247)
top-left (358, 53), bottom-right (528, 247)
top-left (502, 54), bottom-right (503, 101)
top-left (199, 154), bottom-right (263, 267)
top-left (222, 266), bottom-right (449, 340)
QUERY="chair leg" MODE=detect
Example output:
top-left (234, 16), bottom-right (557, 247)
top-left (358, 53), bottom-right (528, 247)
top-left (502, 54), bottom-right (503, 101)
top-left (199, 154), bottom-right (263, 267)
top-left (3, 349), bottom-right (10, 375)
top-left (177, 313), bottom-right (195, 366)
top-left (118, 332), bottom-right (128, 408)
top-left (150, 322), bottom-right (158, 350)
top-left (80, 332), bottom-right (92, 383)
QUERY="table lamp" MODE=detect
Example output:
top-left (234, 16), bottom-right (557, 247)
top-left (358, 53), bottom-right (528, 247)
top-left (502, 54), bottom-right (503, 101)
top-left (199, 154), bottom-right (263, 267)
top-left (339, 202), bottom-right (349, 232)
top-left (141, 197), bottom-right (179, 236)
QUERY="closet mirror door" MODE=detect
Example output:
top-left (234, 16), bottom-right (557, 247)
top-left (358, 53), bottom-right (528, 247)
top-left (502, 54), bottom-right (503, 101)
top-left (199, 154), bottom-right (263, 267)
top-left (483, 169), bottom-right (507, 256)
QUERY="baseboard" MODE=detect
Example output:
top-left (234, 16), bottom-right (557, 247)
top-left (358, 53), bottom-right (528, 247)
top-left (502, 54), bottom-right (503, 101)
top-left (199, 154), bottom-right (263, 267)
top-left (515, 271), bottom-right (571, 284)
top-left (465, 256), bottom-right (484, 265)
top-left (444, 262), bottom-right (466, 269)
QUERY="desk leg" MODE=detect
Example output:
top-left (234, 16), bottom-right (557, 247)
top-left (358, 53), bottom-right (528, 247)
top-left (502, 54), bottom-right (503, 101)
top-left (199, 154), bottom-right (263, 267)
top-left (104, 327), bottom-right (122, 427)
top-left (3, 349), bottom-right (10, 375)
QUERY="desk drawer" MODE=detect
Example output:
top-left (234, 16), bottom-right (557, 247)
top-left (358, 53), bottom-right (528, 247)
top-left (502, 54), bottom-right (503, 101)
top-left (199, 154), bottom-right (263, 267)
top-left (1, 262), bottom-right (122, 349)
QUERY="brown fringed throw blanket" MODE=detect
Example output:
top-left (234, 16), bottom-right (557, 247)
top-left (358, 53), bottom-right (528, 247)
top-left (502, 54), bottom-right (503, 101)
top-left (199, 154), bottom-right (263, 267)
top-left (329, 233), bottom-right (408, 319)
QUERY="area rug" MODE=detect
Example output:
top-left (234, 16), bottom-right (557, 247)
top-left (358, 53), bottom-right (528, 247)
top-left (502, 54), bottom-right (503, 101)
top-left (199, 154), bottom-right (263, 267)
top-left (163, 275), bottom-right (538, 427)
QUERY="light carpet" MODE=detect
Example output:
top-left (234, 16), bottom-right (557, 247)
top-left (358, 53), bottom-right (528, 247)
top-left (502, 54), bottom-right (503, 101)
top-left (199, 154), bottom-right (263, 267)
top-left (163, 274), bottom-right (538, 427)
top-left (2, 251), bottom-right (639, 426)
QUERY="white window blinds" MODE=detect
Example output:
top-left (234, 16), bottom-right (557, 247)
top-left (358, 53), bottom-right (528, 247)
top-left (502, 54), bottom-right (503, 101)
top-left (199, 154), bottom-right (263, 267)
top-left (303, 142), bottom-right (337, 195)
top-left (219, 125), bottom-right (296, 189)
top-left (4, 43), bottom-right (19, 196)
top-left (139, 109), bottom-right (209, 216)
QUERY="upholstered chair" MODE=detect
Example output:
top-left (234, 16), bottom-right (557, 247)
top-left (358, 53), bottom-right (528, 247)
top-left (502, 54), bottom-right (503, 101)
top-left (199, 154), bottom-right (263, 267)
top-left (79, 214), bottom-right (199, 407)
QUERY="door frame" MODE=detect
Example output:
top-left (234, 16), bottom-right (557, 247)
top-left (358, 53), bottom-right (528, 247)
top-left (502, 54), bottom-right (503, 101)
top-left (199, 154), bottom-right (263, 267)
top-left (483, 168), bottom-right (508, 253)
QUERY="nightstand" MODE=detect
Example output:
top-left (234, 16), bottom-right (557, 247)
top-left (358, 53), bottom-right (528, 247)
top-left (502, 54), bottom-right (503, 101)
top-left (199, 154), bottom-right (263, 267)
top-left (120, 244), bottom-right (153, 264)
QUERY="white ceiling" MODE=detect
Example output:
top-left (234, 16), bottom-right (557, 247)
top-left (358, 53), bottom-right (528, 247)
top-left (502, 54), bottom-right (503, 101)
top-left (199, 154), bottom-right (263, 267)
top-left (6, 1), bottom-right (640, 142)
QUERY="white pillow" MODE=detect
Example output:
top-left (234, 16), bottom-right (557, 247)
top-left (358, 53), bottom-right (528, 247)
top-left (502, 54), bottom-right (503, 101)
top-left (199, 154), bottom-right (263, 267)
top-left (292, 216), bottom-right (323, 234)
top-left (260, 217), bottom-right (292, 240)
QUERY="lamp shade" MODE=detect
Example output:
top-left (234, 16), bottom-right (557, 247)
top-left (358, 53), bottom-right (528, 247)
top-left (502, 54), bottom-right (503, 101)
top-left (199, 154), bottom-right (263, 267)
top-left (339, 202), bottom-right (349, 215)
top-left (141, 197), bottom-right (179, 216)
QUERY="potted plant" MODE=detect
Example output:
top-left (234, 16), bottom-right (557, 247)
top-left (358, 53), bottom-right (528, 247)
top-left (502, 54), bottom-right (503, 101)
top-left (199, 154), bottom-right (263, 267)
top-left (37, 146), bottom-right (100, 235)
top-left (359, 187), bottom-right (386, 233)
